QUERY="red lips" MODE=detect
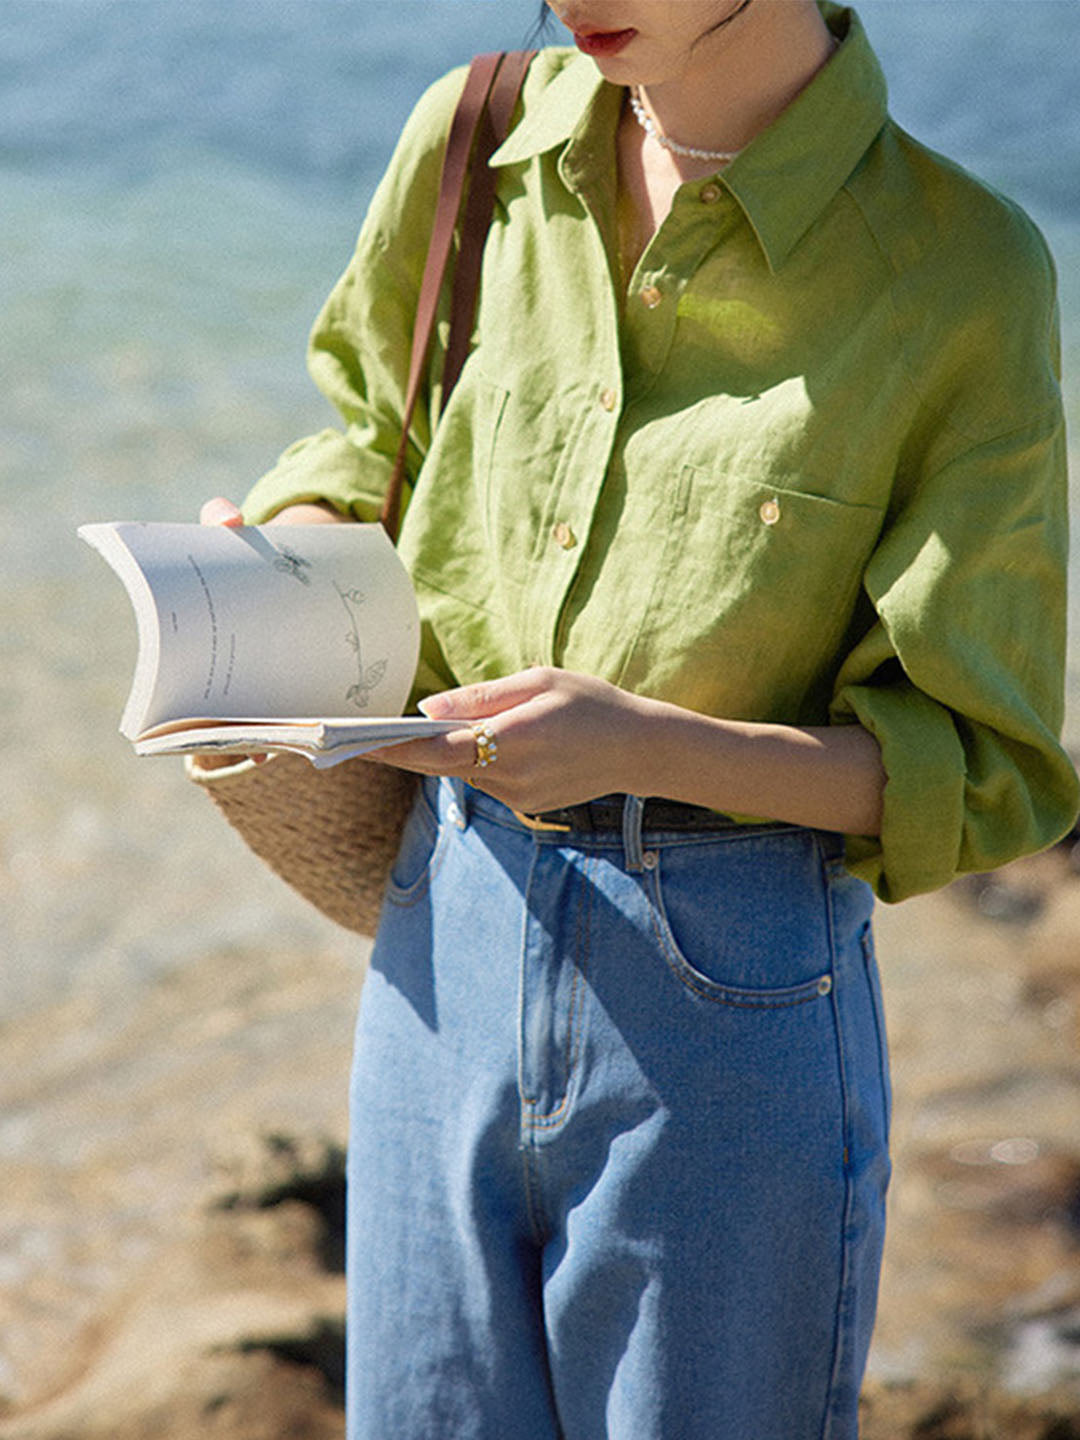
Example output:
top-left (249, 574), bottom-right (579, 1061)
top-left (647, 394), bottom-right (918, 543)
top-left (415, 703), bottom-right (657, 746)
top-left (573, 27), bottom-right (637, 58)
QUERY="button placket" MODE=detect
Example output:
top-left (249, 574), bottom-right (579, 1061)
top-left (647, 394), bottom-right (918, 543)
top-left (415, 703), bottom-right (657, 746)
top-left (517, 158), bottom-right (622, 670)
top-left (624, 271), bottom-right (680, 378)
top-left (529, 372), bottom-right (620, 665)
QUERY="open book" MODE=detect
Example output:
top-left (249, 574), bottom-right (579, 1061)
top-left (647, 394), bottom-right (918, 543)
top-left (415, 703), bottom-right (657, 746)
top-left (79, 521), bottom-right (458, 767)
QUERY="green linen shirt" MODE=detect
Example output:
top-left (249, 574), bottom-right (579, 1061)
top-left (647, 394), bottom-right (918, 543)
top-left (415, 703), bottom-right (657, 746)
top-left (242, 3), bottom-right (1078, 902)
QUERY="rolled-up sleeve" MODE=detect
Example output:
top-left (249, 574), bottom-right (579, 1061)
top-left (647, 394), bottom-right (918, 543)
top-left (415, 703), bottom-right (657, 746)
top-left (241, 67), bottom-right (468, 526)
top-left (831, 412), bottom-right (1078, 901)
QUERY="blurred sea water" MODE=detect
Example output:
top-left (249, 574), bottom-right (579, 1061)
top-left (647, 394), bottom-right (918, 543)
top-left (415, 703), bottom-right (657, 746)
top-left (3, 0), bottom-right (1080, 1014)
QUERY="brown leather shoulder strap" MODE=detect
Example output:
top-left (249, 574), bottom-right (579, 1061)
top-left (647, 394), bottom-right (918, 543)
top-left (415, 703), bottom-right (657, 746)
top-left (442, 48), bottom-right (536, 402)
top-left (381, 50), bottom-right (535, 541)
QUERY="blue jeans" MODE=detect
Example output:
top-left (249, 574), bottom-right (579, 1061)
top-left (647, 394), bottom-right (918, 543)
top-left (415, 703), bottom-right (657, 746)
top-left (347, 776), bottom-right (890, 1439)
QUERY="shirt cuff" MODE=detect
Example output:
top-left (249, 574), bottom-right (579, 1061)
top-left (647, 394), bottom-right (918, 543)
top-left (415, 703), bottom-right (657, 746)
top-left (241, 428), bottom-right (389, 525)
top-left (832, 681), bottom-right (966, 902)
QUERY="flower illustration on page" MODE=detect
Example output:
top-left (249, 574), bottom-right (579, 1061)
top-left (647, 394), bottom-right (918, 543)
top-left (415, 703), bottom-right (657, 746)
top-left (273, 546), bottom-right (313, 585)
top-left (336, 583), bottom-right (389, 708)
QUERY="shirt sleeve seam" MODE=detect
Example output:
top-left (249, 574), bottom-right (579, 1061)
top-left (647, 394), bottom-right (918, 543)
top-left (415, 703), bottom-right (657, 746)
top-left (896, 412), bottom-right (1065, 505)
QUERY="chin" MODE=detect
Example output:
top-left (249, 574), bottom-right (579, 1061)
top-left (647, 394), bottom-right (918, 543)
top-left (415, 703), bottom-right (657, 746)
top-left (585, 53), bottom-right (635, 81)
top-left (585, 51), bottom-right (672, 87)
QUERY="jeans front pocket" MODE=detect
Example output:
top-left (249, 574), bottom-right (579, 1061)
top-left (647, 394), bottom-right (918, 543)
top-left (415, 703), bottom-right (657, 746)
top-left (386, 786), bottom-right (448, 907)
top-left (644, 831), bottom-right (835, 1007)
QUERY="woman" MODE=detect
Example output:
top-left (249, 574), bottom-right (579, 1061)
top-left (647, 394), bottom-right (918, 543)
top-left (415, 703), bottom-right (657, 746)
top-left (203, 2), bottom-right (1077, 1434)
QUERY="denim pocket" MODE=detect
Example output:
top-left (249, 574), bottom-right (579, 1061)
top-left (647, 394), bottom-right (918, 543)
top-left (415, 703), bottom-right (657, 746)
top-left (644, 834), bottom-right (834, 1007)
top-left (386, 788), bottom-right (448, 905)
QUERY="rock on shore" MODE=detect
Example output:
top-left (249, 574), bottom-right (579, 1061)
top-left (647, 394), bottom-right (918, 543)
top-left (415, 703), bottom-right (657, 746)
top-left (0, 937), bottom-right (356, 1438)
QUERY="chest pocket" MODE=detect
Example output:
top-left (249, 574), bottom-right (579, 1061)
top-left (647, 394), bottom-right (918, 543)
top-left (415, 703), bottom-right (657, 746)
top-left (616, 466), bottom-right (886, 719)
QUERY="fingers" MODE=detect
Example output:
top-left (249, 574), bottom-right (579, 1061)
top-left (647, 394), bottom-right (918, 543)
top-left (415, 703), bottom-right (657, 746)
top-left (418, 667), bottom-right (553, 721)
top-left (197, 498), bottom-right (348, 528)
top-left (360, 726), bottom-right (480, 776)
top-left (190, 749), bottom-right (270, 768)
top-left (264, 501), bottom-right (350, 525)
top-left (200, 497), bottom-right (244, 527)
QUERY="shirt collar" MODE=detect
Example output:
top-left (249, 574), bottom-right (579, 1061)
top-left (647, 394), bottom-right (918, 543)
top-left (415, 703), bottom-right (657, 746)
top-left (489, 48), bottom-right (606, 170)
top-left (490, 4), bottom-right (889, 274)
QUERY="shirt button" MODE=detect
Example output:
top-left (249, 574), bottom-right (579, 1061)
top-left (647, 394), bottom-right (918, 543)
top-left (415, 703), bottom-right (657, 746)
top-left (759, 497), bottom-right (781, 526)
top-left (700, 182), bottom-right (722, 204)
top-left (640, 284), bottom-right (663, 309)
top-left (552, 521), bottom-right (577, 550)
top-left (599, 386), bottom-right (618, 412)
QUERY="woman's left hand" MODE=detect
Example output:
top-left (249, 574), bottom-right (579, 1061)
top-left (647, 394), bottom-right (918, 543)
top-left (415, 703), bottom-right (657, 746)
top-left (365, 667), bottom-right (652, 814)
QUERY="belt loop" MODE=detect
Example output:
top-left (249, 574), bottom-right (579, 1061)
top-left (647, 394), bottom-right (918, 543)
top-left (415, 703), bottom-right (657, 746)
top-left (622, 794), bottom-right (646, 873)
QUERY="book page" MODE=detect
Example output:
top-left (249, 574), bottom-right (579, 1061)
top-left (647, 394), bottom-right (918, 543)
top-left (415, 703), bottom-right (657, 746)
top-left (79, 523), bottom-right (421, 737)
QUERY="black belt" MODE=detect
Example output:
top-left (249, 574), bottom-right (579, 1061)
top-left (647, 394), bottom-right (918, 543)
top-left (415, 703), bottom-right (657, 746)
top-left (514, 794), bottom-right (746, 835)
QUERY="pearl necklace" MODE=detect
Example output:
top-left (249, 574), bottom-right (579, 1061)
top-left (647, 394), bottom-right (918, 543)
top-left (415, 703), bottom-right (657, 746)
top-left (628, 88), bottom-right (741, 165)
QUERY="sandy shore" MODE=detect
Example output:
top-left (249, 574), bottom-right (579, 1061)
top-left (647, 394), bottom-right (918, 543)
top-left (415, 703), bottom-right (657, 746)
top-left (1, 835), bottom-right (1078, 1438)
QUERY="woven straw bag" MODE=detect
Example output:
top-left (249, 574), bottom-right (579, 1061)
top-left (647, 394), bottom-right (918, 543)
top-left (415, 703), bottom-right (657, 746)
top-left (186, 752), bottom-right (416, 934)
top-left (186, 51), bottom-right (533, 934)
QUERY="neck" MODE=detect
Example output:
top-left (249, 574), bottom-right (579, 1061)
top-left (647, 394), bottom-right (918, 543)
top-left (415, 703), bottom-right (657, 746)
top-left (639, 0), bottom-right (836, 166)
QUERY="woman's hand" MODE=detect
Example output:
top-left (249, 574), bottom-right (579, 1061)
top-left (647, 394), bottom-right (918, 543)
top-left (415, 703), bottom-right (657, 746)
top-left (367, 668), bottom-right (651, 815)
top-left (199, 497), bottom-right (348, 527)
top-left (369, 666), bottom-right (886, 836)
